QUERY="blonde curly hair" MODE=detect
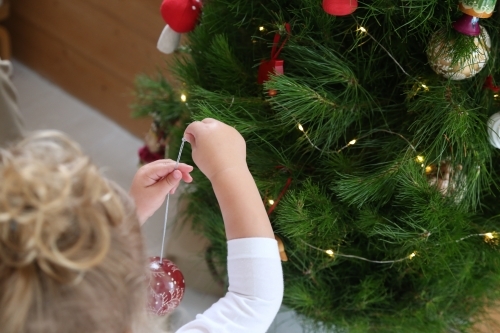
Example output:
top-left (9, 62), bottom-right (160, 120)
top-left (0, 131), bottom-right (149, 333)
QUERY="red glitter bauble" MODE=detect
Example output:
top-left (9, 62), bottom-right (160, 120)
top-left (147, 257), bottom-right (186, 316)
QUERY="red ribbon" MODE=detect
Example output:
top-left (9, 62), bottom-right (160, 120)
top-left (257, 23), bottom-right (291, 85)
top-left (270, 23), bottom-right (291, 61)
top-left (484, 75), bottom-right (500, 93)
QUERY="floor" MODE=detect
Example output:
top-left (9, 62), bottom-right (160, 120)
top-left (10, 59), bottom-right (303, 332)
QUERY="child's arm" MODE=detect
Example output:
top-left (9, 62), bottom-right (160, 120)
top-left (129, 159), bottom-right (193, 225)
top-left (183, 118), bottom-right (274, 240)
top-left (177, 118), bottom-right (283, 333)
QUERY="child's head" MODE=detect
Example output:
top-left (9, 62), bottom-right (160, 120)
top-left (0, 131), bottom-right (148, 333)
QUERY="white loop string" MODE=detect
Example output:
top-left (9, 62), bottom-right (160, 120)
top-left (160, 138), bottom-right (187, 263)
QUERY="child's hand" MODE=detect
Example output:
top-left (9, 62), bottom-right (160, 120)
top-left (129, 159), bottom-right (193, 224)
top-left (184, 118), bottom-right (247, 181)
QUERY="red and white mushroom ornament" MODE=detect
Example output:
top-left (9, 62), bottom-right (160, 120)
top-left (157, 0), bottom-right (202, 54)
top-left (322, 0), bottom-right (358, 16)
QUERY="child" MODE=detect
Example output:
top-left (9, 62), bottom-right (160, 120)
top-left (0, 118), bottom-right (284, 333)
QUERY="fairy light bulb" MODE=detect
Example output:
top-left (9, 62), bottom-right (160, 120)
top-left (484, 232), bottom-right (499, 245)
top-left (259, 26), bottom-right (265, 31)
top-left (409, 252), bottom-right (417, 260)
top-left (180, 94), bottom-right (187, 102)
top-left (415, 156), bottom-right (424, 163)
top-left (358, 26), bottom-right (367, 33)
top-left (268, 199), bottom-right (275, 205)
top-left (325, 249), bottom-right (335, 257)
top-left (298, 124), bottom-right (304, 132)
top-left (348, 139), bottom-right (356, 145)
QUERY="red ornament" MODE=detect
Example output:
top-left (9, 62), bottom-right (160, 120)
top-left (323, 0), bottom-right (358, 16)
top-left (484, 75), bottom-right (500, 93)
top-left (157, 0), bottom-right (202, 54)
top-left (258, 60), bottom-right (284, 85)
top-left (452, 14), bottom-right (481, 36)
top-left (147, 257), bottom-right (186, 316)
top-left (138, 145), bottom-right (164, 165)
top-left (160, 0), bottom-right (202, 33)
top-left (258, 23), bottom-right (291, 94)
top-left (268, 89), bottom-right (278, 96)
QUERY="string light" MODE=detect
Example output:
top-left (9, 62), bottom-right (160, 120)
top-left (494, 94), bottom-right (499, 98)
top-left (352, 17), bottom-right (424, 90)
top-left (268, 199), bottom-right (275, 205)
top-left (425, 165), bottom-right (433, 173)
top-left (415, 155), bottom-right (424, 163)
top-left (484, 232), bottom-right (499, 245)
top-left (259, 26), bottom-right (265, 31)
top-left (296, 126), bottom-right (416, 154)
top-left (447, 232), bottom-right (499, 244)
top-left (296, 122), bottom-right (323, 152)
top-left (301, 240), bottom-right (416, 264)
top-left (180, 94), bottom-right (187, 102)
top-left (301, 231), bottom-right (499, 265)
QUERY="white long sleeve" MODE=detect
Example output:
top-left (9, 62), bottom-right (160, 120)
top-left (175, 238), bottom-right (284, 333)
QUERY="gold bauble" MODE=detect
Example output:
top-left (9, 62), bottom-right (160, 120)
top-left (426, 27), bottom-right (490, 80)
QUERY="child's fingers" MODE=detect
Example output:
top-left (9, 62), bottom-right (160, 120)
top-left (183, 132), bottom-right (196, 145)
top-left (177, 163), bottom-right (194, 174)
top-left (163, 169), bottom-right (182, 190)
top-left (168, 170), bottom-right (193, 194)
top-left (139, 160), bottom-right (176, 184)
top-left (139, 160), bottom-right (193, 187)
top-left (184, 119), bottom-right (213, 145)
top-left (182, 171), bottom-right (193, 183)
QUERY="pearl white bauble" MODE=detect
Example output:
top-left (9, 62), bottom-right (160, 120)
top-left (427, 27), bottom-right (490, 80)
top-left (487, 112), bottom-right (500, 149)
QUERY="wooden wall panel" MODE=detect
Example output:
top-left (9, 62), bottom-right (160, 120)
top-left (5, 0), bottom-right (177, 137)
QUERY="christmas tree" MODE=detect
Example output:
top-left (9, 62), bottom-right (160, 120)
top-left (133, 0), bottom-right (500, 332)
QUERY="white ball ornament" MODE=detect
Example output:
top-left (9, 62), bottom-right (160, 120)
top-left (426, 26), bottom-right (490, 80)
top-left (487, 112), bottom-right (500, 149)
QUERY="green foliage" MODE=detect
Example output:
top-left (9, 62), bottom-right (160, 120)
top-left (134, 0), bottom-right (500, 331)
top-left (131, 74), bottom-right (185, 128)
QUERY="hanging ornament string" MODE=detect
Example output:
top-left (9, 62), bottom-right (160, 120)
top-left (160, 138), bottom-right (187, 263)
